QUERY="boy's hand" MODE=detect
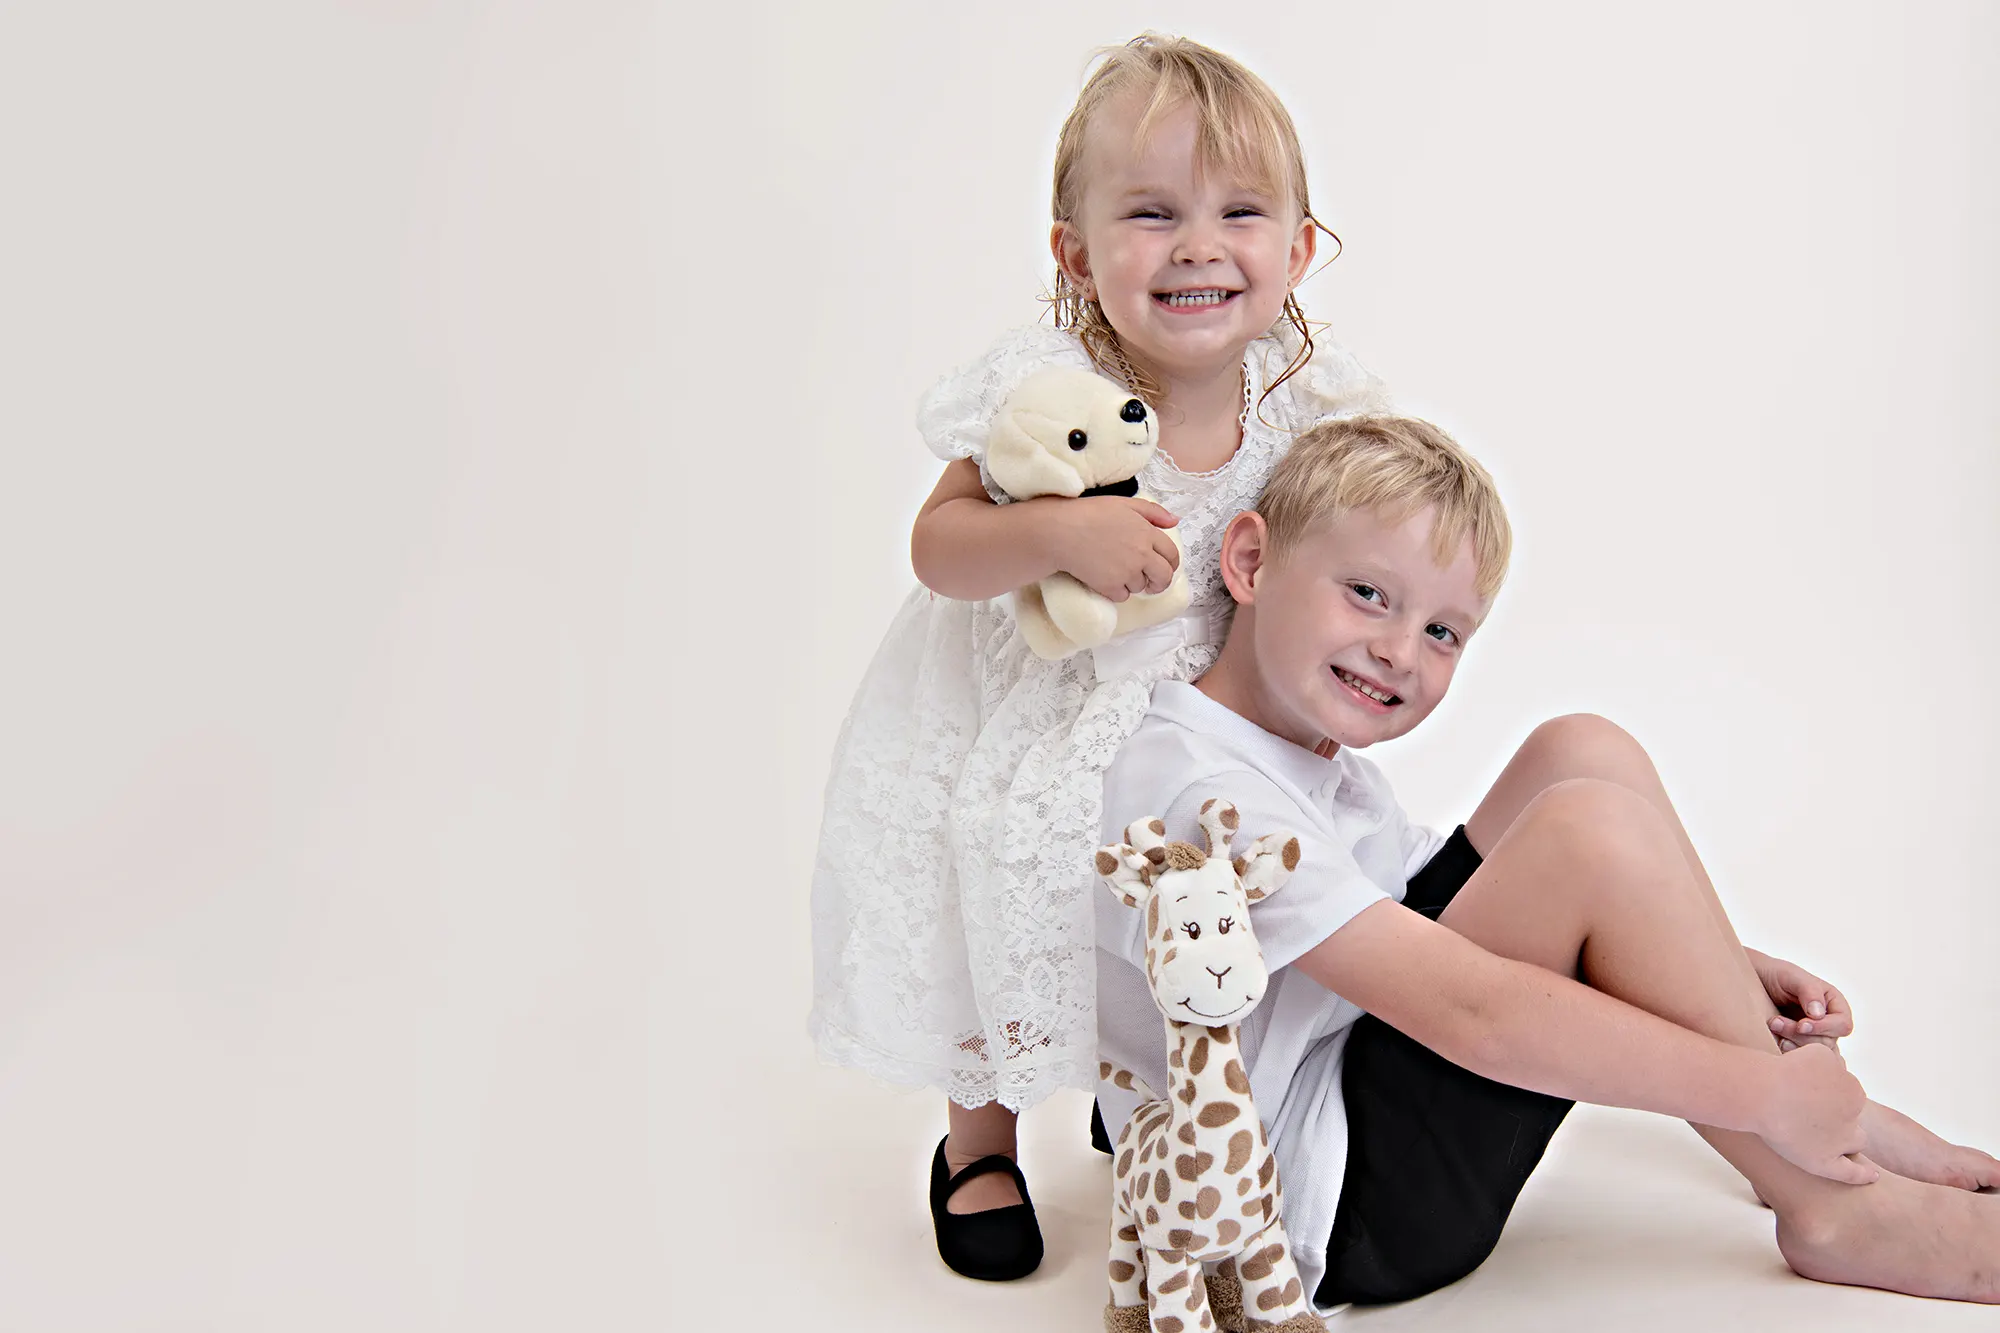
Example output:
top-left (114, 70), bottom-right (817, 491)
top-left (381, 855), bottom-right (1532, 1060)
top-left (1746, 948), bottom-right (1853, 1051)
top-left (1758, 1042), bottom-right (1878, 1185)
top-left (1042, 496), bottom-right (1181, 602)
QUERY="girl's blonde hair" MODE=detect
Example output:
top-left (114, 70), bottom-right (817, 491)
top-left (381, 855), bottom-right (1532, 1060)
top-left (1258, 416), bottom-right (1513, 600)
top-left (1048, 33), bottom-right (1335, 407)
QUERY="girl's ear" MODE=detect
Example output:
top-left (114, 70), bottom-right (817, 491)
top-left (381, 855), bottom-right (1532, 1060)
top-left (1051, 221), bottom-right (1093, 298)
top-left (1287, 214), bottom-right (1316, 290)
top-left (1218, 510), bottom-right (1270, 606)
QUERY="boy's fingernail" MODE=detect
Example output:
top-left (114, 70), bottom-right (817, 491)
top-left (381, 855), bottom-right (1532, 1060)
top-left (1808, 1002), bottom-right (1825, 1017)
top-left (1798, 1022), bottom-right (1813, 1034)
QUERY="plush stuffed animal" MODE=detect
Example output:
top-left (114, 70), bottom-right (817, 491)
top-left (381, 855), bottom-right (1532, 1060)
top-left (1095, 800), bottom-right (1327, 1333)
top-left (984, 367), bottom-right (1191, 661)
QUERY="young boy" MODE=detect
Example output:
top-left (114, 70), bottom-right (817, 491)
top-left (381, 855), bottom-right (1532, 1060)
top-left (1094, 416), bottom-right (2000, 1313)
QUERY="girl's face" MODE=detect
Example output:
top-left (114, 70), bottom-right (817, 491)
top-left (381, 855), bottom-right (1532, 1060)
top-left (1054, 93), bottom-right (1314, 387)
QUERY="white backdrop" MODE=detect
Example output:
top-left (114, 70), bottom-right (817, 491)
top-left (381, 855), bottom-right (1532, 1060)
top-left (0, 2), bottom-right (1993, 1329)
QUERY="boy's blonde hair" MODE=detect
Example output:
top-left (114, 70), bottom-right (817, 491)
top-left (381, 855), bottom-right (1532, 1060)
top-left (1258, 416), bottom-right (1513, 600)
top-left (1048, 33), bottom-right (1332, 406)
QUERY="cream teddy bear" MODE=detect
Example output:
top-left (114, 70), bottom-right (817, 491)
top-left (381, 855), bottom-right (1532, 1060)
top-left (984, 368), bottom-right (1191, 661)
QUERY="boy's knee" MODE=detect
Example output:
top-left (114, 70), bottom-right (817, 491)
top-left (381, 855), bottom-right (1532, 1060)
top-left (1524, 713), bottom-right (1642, 770)
top-left (1523, 778), bottom-right (1675, 869)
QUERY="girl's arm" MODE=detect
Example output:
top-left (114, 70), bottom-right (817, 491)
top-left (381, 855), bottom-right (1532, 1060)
top-left (910, 459), bottom-right (1182, 603)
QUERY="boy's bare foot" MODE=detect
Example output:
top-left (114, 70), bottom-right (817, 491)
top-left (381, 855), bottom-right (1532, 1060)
top-left (1861, 1101), bottom-right (2000, 1192)
top-left (943, 1139), bottom-right (1025, 1213)
top-left (1775, 1171), bottom-right (2000, 1302)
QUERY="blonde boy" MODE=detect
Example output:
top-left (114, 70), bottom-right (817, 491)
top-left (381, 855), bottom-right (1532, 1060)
top-left (1095, 417), bottom-right (2000, 1311)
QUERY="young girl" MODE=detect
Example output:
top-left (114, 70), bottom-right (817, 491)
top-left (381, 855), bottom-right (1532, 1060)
top-left (808, 34), bottom-right (1387, 1279)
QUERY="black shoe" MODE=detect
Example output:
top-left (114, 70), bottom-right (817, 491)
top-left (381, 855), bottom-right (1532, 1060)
top-left (929, 1136), bottom-right (1043, 1281)
top-left (1090, 1099), bottom-right (1114, 1155)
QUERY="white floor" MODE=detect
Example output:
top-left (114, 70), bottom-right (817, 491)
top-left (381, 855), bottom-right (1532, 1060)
top-left (720, 1065), bottom-right (1998, 1332)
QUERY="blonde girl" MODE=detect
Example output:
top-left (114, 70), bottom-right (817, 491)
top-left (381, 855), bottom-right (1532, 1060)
top-left (809, 33), bottom-right (1387, 1279)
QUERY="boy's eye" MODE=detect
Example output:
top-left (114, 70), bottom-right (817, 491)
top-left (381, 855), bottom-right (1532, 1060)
top-left (1182, 922), bottom-right (1201, 940)
top-left (1426, 624), bottom-right (1459, 646)
top-left (1349, 583), bottom-right (1383, 605)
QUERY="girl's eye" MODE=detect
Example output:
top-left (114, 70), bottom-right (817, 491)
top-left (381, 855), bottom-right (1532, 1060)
top-left (1426, 624), bottom-right (1460, 646)
top-left (1217, 917), bottom-right (1233, 934)
top-left (1349, 583), bottom-right (1384, 605)
top-left (1183, 922), bottom-right (1201, 940)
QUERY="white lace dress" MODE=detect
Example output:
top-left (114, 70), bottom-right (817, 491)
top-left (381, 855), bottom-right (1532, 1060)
top-left (809, 323), bottom-right (1388, 1111)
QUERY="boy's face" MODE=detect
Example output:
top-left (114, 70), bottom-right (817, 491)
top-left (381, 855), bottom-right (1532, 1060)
top-left (1217, 504), bottom-right (1489, 753)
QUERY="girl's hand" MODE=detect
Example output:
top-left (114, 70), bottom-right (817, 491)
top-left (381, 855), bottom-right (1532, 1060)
top-left (1044, 496), bottom-right (1181, 602)
top-left (1746, 948), bottom-right (1853, 1051)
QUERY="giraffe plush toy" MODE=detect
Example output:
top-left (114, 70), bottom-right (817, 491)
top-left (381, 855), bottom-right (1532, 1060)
top-left (1094, 799), bottom-right (1326, 1333)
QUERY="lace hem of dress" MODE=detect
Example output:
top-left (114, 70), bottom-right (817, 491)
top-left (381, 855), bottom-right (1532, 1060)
top-left (809, 1011), bottom-right (1096, 1112)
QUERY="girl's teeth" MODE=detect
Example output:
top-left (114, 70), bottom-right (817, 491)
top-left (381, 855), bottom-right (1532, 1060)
top-left (1162, 290), bottom-right (1229, 307)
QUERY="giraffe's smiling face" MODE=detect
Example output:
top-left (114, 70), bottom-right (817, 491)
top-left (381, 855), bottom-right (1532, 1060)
top-left (1142, 856), bottom-right (1270, 1025)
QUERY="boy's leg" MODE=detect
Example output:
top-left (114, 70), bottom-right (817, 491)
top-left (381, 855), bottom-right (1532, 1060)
top-left (1445, 777), bottom-right (2000, 1302)
top-left (1465, 713), bottom-right (2000, 1193)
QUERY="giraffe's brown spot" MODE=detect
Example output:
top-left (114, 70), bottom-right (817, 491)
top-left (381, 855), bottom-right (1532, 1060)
top-left (1257, 1288), bottom-right (1285, 1312)
top-left (1179, 1122), bottom-right (1198, 1145)
top-left (1216, 1219), bottom-right (1241, 1245)
top-left (1179, 1081), bottom-right (1198, 1104)
top-left (1258, 1156), bottom-right (1275, 1186)
top-left (1185, 1287), bottom-right (1203, 1312)
top-left (1118, 1224), bottom-right (1138, 1242)
top-left (1188, 1036), bottom-right (1209, 1075)
top-left (1281, 837), bottom-right (1300, 870)
top-left (1200, 798), bottom-right (1217, 815)
top-left (1146, 1205), bottom-right (1159, 1224)
top-left (1224, 1059), bottom-right (1250, 1095)
top-left (1170, 1046), bottom-right (1184, 1068)
top-left (1145, 845), bottom-right (1166, 866)
top-left (1257, 1122), bottom-right (1266, 1146)
top-left (1096, 850), bottom-right (1120, 877)
top-left (1175, 1151), bottom-right (1215, 1180)
top-left (1200, 1310), bottom-right (1212, 1329)
top-left (1226, 1129), bottom-right (1253, 1174)
top-left (1149, 818), bottom-right (1166, 837)
top-left (1155, 1170), bottom-right (1171, 1203)
top-left (1219, 805), bottom-right (1240, 831)
top-left (1236, 1176), bottom-right (1251, 1195)
top-left (1155, 1318), bottom-right (1183, 1333)
top-left (1134, 1170), bottom-right (1150, 1199)
top-left (1118, 1148), bottom-right (1133, 1175)
top-left (1109, 1260), bottom-right (1137, 1283)
top-left (1281, 1278), bottom-right (1301, 1304)
top-left (1167, 1228), bottom-right (1204, 1251)
top-left (1239, 1245), bottom-right (1277, 1281)
top-left (1148, 897), bottom-right (1160, 933)
top-left (1195, 1186), bottom-right (1220, 1219)
top-left (1157, 1270), bottom-right (1190, 1293)
top-left (1242, 1199), bottom-right (1265, 1217)
top-left (1196, 1102), bottom-right (1240, 1128)
top-left (1232, 856), bottom-right (1247, 877)
top-left (1114, 1069), bottom-right (1136, 1090)
top-left (1207, 1026), bottom-right (1232, 1044)
top-left (1179, 1199), bottom-right (1197, 1218)
top-left (1162, 947), bottom-right (1178, 965)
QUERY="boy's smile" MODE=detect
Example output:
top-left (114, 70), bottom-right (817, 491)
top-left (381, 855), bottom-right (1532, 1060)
top-left (1201, 505), bottom-right (1489, 754)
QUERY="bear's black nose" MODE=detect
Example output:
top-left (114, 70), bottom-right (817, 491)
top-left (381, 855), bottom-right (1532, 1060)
top-left (1068, 429), bottom-right (1088, 451)
top-left (1121, 399), bottom-right (1147, 424)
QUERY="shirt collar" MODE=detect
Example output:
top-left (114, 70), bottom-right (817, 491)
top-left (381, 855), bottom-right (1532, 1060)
top-left (1149, 679), bottom-right (1341, 795)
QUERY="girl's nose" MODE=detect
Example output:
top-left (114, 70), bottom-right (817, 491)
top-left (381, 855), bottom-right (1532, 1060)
top-left (1173, 219), bottom-right (1224, 265)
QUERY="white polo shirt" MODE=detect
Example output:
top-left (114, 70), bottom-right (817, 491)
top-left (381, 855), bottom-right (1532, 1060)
top-left (1095, 680), bottom-right (1445, 1312)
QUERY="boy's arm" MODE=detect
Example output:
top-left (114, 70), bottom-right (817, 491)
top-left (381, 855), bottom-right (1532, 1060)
top-left (1296, 902), bottom-right (1876, 1183)
top-left (910, 459), bottom-right (1181, 602)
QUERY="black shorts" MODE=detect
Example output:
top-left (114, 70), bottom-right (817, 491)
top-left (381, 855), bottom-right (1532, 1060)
top-left (1315, 826), bottom-right (1575, 1307)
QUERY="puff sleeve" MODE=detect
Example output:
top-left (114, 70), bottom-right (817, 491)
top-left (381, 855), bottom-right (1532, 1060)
top-left (916, 325), bottom-right (1095, 502)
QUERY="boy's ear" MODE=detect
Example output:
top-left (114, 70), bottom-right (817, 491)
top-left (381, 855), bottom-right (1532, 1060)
top-left (1217, 510), bottom-right (1269, 606)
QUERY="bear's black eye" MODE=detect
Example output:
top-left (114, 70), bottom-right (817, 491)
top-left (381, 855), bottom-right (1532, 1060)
top-left (1068, 429), bottom-right (1088, 450)
top-left (1121, 399), bottom-right (1147, 423)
